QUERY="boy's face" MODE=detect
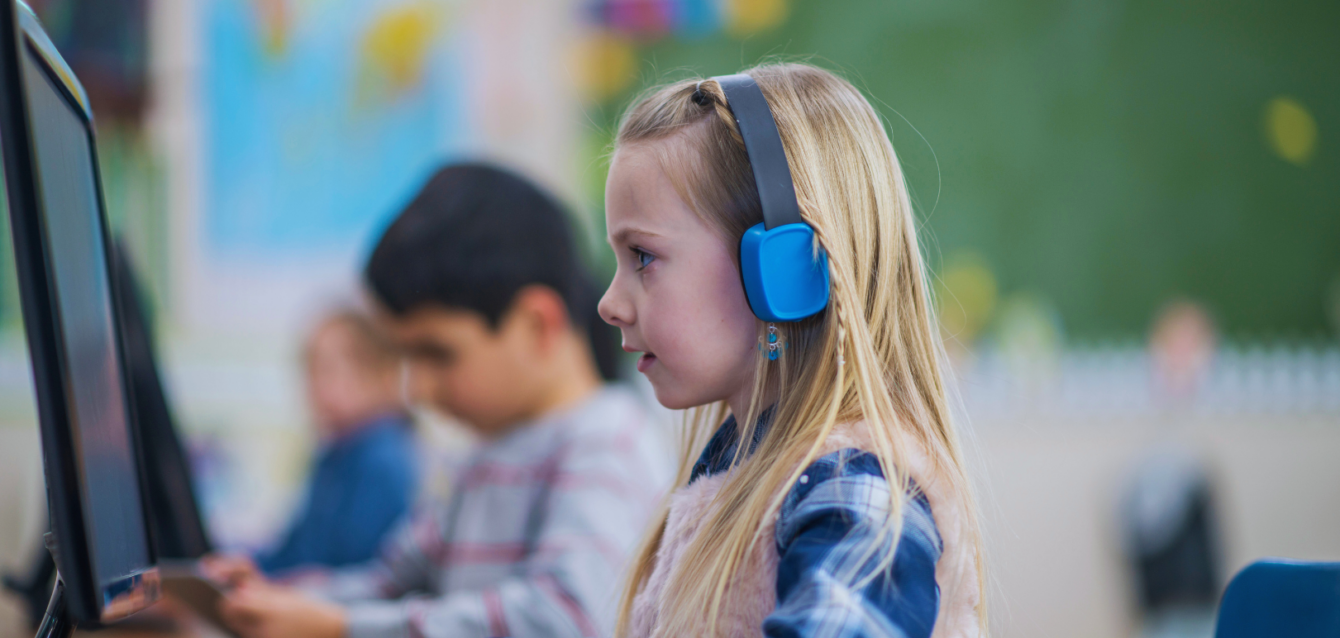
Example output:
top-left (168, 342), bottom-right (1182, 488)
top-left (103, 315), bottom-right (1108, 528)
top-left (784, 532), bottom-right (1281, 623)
top-left (599, 141), bottom-right (760, 411)
top-left (379, 305), bottom-right (542, 437)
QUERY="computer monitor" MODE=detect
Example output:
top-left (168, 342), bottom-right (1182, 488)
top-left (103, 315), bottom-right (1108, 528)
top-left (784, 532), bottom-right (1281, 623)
top-left (0, 1), bottom-right (159, 625)
top-left (3, 239), bottom-right (215, 631)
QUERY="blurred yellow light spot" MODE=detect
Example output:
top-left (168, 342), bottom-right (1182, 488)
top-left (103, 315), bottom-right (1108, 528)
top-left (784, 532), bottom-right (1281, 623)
top-left (1265, 96), bottom-right (1318, 166)
top-left (573, 31), bottom-right (636, 104)
top-left (936, 251), bottom-right (998, 344)
top-left (358, 2), bottom-right (443, 104)
top-left (725, 0), bottom-right (789, 38)
top-left (252, 0), bottom-right (289, 59)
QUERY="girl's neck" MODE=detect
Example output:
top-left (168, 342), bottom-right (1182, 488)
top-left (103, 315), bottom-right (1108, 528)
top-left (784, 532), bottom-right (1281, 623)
top-left (726, 381), bottom-right (775, 425)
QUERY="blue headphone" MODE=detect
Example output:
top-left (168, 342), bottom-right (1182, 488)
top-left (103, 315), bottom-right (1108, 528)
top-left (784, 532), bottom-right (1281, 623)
top-left (713, 74), bottom-right (830, 322)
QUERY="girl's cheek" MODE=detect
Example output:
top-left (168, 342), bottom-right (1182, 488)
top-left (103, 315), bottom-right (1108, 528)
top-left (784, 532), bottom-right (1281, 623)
top-left (645, 301), bottom-right (691, 356)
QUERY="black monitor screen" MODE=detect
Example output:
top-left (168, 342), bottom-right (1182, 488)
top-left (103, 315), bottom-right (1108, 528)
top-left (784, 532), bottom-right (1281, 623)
top-left (20, 47), bottom-right (150, 592)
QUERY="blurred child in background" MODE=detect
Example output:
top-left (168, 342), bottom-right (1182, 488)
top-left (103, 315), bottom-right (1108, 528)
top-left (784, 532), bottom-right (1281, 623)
top-left (209, 163), bottom-right (672, 638)
top-left (254, 310), bottom-right (417, 575)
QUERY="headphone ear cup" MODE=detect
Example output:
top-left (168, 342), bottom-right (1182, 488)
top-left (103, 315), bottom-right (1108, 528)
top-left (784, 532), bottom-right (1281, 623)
top-left (739, 222), bottom-right (830, 322)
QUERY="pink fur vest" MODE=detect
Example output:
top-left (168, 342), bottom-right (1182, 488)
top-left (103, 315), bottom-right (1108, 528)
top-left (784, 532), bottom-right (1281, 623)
top-left (628, 423), bottom-right (981, 638)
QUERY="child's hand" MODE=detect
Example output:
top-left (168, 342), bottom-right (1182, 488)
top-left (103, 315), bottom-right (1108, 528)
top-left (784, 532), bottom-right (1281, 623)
top-left (219, 580), bottom-right (347, 638)
top-left (200, 553), bottom-right (263, 588)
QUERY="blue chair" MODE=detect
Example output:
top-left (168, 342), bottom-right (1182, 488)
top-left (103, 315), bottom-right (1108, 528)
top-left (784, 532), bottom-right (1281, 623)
top-left (1215, 560), bottom-right (1340, 637)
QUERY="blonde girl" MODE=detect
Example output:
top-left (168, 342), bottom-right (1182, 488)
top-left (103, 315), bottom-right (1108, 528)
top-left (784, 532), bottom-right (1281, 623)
top-left (598, 63), bottom-right (984, 637)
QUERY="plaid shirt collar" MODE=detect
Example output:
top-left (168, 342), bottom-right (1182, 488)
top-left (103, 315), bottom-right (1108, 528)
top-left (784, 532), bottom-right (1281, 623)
top-left (689, 407), bottom-right (775, 483)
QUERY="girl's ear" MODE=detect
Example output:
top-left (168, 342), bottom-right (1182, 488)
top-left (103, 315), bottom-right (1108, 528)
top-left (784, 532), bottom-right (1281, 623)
top-left (505, 284), bottom-right (573, 354)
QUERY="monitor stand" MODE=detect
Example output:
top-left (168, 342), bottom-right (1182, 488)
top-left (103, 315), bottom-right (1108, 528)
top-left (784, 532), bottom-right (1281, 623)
top-left (34, 575), bottom-right (73, 638)
top-left (32, 534), bottom-right (74, 638)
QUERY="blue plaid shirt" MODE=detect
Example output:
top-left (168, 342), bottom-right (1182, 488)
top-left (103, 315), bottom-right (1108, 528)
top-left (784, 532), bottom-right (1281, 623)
top-left (691, 415), bottom-right (942, 638)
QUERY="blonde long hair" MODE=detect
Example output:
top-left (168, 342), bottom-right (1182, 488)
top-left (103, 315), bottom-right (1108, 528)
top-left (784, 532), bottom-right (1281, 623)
top-left (614, 63), bottom-right (984, 636)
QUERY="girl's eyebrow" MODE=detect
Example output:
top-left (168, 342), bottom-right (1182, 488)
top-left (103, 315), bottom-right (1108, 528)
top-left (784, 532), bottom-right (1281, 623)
top-left (608, 227), bottom-right (663, 245)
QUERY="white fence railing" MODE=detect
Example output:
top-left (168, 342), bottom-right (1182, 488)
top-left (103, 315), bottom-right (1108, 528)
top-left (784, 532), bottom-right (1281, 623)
top-left (954, 344), bottom-right (1340, 421)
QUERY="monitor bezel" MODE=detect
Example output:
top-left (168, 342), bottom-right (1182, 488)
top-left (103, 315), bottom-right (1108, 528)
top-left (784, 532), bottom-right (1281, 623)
top-left (0, 0), bottom-right (160, 624)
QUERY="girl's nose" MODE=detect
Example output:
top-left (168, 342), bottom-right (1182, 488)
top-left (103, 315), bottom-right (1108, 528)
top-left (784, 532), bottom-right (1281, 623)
top-left (598, 280), bottom-right (633, 328)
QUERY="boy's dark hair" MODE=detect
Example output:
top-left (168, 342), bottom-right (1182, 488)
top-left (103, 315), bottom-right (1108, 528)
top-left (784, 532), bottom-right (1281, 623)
top-left (365, 163), bottom-right (620, 381)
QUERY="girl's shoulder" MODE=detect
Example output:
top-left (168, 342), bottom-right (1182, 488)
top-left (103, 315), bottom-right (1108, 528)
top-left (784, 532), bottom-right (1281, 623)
top-left (782, 422), bottom-right (982, 638)
top-left (775, 447), bottom-right (943, 558)
top-left (768, 447), bottom-right (944, 638)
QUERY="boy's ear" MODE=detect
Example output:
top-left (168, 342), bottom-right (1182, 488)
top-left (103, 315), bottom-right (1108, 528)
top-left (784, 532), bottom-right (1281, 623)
top-left (506, 285), bottom-right (573, 352)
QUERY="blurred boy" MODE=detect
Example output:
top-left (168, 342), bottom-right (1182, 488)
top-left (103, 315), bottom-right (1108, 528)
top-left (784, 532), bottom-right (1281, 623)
top-left (255, 310), bottom-right (417, 575)
top-left (211, 164), bottom-right (670, 638)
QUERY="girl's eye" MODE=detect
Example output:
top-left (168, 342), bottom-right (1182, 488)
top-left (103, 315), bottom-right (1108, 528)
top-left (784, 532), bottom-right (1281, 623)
top-left (632, 247), bottom-right (655, 270)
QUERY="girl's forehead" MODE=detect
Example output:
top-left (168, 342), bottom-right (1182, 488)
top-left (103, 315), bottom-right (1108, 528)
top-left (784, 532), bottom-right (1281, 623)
top-left (607, 144), bottom-right (702, 236)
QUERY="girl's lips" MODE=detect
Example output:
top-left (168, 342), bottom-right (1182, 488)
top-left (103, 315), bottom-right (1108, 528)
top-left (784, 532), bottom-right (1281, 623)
top-left (636, 353), bottom-right (657, 373)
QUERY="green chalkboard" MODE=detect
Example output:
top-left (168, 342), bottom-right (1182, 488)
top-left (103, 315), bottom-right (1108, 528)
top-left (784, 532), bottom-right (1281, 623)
top-left (583, 0), bottom-right (1339, 341)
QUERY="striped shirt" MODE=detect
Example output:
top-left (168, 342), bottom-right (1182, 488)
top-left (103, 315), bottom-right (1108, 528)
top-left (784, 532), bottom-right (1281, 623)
top-left (306, 387), bottom-right (672, 638)
top-left (694, 414), bottom-right (943, 638)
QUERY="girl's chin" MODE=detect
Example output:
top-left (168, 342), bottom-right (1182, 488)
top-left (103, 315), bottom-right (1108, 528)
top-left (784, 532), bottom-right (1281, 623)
top-left (647, 379), bottom-right (715, 412)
